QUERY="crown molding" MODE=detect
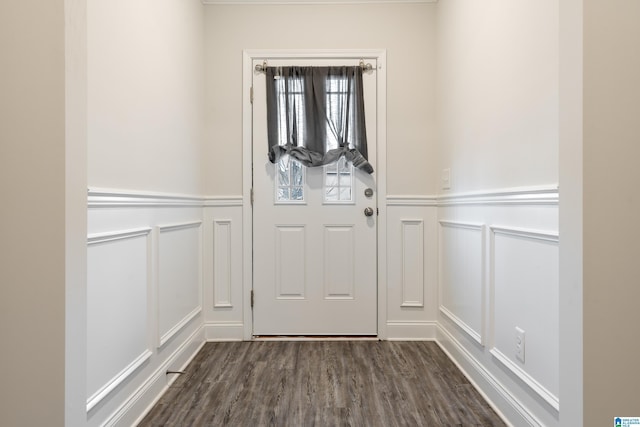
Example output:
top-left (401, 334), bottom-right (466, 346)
top-left (203, 0), bottom-right (437, 4)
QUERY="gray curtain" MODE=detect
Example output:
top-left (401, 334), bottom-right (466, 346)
top-left (265, 66), bottom-right (374, 174)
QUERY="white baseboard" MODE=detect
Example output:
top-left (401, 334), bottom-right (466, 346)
top-left (385, 321), bottom-right (437, 340)
top-left (204, 321), bottom-right (245, 341)
top-left (435, 325), bottom-right (544, 427)
top-left (103, 326), bottom-right (206, 427)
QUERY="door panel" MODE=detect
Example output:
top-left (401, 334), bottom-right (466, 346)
top-left (252, 58), bottom-right (377, 335)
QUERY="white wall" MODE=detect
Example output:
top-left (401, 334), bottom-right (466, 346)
top-left (436, 0), bottom-right (559, 193)
top-left (204, 3), bottom-right (438, 196)
top-left (558, 0), bottom-right (583, 424)
top-left (0, 1), bottom-right (67, 425)
top-left (66, 0), bottom-right (90, 424)
top-left (88, 0), bottom-right (206, 195)
top-left (584, 0), bottom-right (640, 425)
top-left (435, 1), bottom-right (560, 425)
top-left (86, 1), bottom-right (208, 424)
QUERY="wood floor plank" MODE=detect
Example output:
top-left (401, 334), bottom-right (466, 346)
top-left (137, 341), bottom-right (506, 426)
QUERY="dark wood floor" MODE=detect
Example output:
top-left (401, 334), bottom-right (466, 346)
top-left (138, 341), bottom-right (506, 426)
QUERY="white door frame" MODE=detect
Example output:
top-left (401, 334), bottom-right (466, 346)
top-left (241, 49), bottom-right (388, 340)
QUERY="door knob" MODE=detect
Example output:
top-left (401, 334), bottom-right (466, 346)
top-left (364, 207), bottom-right (374, 217)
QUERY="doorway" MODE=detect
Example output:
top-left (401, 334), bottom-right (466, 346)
top-left (250, 55), bottom-right (380, 336)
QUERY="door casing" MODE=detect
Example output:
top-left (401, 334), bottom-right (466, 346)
top-left (241, 49), bottom-right (388, 340)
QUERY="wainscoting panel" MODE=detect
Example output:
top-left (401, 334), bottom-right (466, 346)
top-left (436, 185), bottom-right (560, 427)
top-left (490, 226), bottom-right (559, 410)
top-left (213, 220), bottom-right (233, 308)
top-left (385, 201), bottom-right (438, 339)
top-left (401, 220), bottom-right (425, 307)
top-left (203, 202), bottom-right (245, 340)
top-left (157, 221), bottom-right (202, 347)
top-left (85, 186), bottom-right (561, 426)
top-left (438, 221), bottom-right (485, 345)
top-left (87, 189), bottom-right (205, 427)
top-left (87, 228), bottom-right (152, 412)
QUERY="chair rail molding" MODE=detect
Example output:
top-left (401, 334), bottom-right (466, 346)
top-left (88, 188), bottom-right (243, 208)
top-left (387, 185), bottom-right (558, 207)
top-left (437, 185), bottom-right (558, 206)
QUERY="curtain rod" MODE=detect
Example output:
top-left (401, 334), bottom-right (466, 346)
top-left (254, 59), bottom-right (375, 73)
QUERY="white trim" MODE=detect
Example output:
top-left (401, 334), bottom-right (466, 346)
top-left (245, 48), bottom-right (388, 61)
top-left (157, 221), bottom-right (203, 233)
top-left (87, 228), bottom-right (152, 245)
top-left (203, 196), bottom-right (243, 207)
top-left (489, 225), bottom-right (559, 244)
top-left (106, 326), bottom-right (206, 427)
top-left (88, 188), bottom-right (203, 208)
top-left (242, 49), bottom-right (388, 340)
top-left (204, 0), bottom-right (437, 4)
top-left (158, 307), bottom-right (202, 348)
top-left (87, 185), bottom-right (554, 209)
top-left (372, 51), bottom-right (388, 340)
top-left (439, 306), bottom-right (483, 346)
top-left (86, 349), bottom-right (153, 413)
top-left (88, 188), bottom-right (243, 209)
top-left (401, 219), bottom-right (425, 308)
top-left (439, 220), bottom-right (485, 231)
top-left (490, 348), bottom-right (560, 412)
top-left (242, 51), bottom-right (254, 340)
top-left (385, 321), bottom-right (437, 340)
top-left (438, 185), bottom-right (558, 206)
top-left (213, 220), bottom-right (234, 308)
top-left (253, 336), bottom-right (379, 341)
top-left (204, 321), bottom-right (245, 341)
top-left (386, 195), bottom-right (438, 206)
top-left (383, 186), bottom-right (558, 207)
top-left (436, 325), bottom-right (544, 427)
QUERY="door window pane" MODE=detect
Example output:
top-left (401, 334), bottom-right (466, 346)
top-left (276, 155), bottom-right (305, 204)
top-left (324, 157), bottom-right (353, 203)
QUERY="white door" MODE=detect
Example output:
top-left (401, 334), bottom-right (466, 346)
top-left (252, 58), bottom-right (378, 336)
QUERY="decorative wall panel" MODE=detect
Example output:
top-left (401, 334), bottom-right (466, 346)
top-left (213, 220), bottom-right (232, 307)
top-left (158, 221), bottom-right (202, 347)
top-left (439, 221), bottom-right (485, 345)
top-left (87, 228), bottom-right (152, 411)
top-left (401, 220), bottom-right (425, 307)
top-left (490, 226), bottom-right (559, 410)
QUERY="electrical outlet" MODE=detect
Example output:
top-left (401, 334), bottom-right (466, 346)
top-left (515, 327), bottom-right (526, 363)
top-left (442, 168), bottom-right (451, 190)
